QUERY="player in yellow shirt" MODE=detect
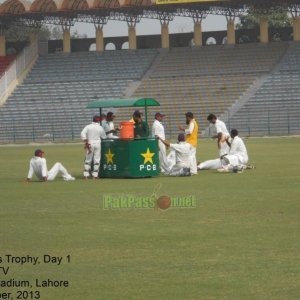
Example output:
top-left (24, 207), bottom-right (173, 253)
top-left (179, 112), bottom-right (198, 175)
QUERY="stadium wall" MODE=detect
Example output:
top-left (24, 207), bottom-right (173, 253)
top-left (47, 27), bottom-right (293, 53)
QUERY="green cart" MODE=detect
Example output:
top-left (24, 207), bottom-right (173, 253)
top-left (86, 98), bottom-right (161, 178)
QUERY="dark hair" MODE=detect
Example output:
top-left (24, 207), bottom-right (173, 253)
top-left (106, 112), bottom-right (114, 118)
top-left (185, 112), bottom-right (194, 119)
top-left (178, 133), bottom-right (185, 142)
top-left (207, 114), bottom-right (217, 121)
top-left (133, 110), bottom-right (141, 118)
top-left (231, 129), bottom-right (238, 137)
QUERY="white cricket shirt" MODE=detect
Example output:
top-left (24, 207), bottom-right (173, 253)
top-left (152, 119), bottom-right (166, 140)
top-left (170, 142), bottom-right (192, 167)
top-left (81, 122), bottom-right (106, 143)
top-left (27, 157), bottom-right (48, 179)
top-left (215, 119), bottom-right (230, 137)
top-left (229, 136), bottom-right (249, 163)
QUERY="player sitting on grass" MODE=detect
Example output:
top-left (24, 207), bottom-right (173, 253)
top-left (198, 129), bottom-right (249, 173)
top-left (156, 133), bottom-right (192, 176)
top-left (27, 149), bottom-right (75, 182)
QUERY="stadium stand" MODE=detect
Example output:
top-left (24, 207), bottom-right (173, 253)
top-left (0, 55), bottom-right (15, 77)
top-left (1, 41), bottom-right (299, 142)
top-left (229, 42), bottom-right (300, 136)
top-left (25, 50), bottom-right (158, 83)
top-left (133, 42), bottom-right (288, 135)
top-left (150, 43), bottom-right (287, 77)
top-left (0, 50), bottom-right (158, 142)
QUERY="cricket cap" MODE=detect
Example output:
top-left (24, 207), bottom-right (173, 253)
top-left (34, 149), bottom-right (44, 156)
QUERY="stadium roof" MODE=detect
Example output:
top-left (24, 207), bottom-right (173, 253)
top-left (0, 0), bottom-right (300, 26)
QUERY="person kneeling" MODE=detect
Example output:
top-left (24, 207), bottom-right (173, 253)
top-left (156, 134), bottom-right (192, 176)
top-left (27, 149), bottom-right (75, 182)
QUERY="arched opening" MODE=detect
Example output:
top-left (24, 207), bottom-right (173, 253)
top-left (30, 0), bottom-right (57, 12)
top-left (121, 41), bottom-right (129, 50)
top-left (222, 36), bottom-right (227, 45)
top-left (206, 37), bottom-right (217, 45)
top-left (105, 42), bottom-right (116, 51)
top-left (0, 0), bottom-right (27, 14)
top-left (89, 43), bottom-right (96, 51)
top-left (61, 0), bottom-right (88, 10)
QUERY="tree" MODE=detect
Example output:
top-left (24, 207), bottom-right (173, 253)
top-left (71, 29), bottom-right (88, 39)
top-left (50, 26), bottom-right (63, 40)
top-left (5, 22), bottom-right (52, 42)
top-left (236, 8), bottom-right (292, 30)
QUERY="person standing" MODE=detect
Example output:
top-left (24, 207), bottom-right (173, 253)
top-left (102, 112), bottom-right (119, 139)
top-left (152, 112), bottom-right (169, 173)
top-left (207, 113), bottom-right (230, 157)
top-left (179, 112), bottom-right (198, 175)
top-left (133, 111), bottom-right (149, 138)
top-left (27, 149), bottom-right (75, 182)
top-left (81, 116), bottom-right (106, 179)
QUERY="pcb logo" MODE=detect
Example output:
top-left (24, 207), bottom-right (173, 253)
top-left (140, 147), bottom-right (157, 171)
top-left (103, 148), bottom-right (117, 171)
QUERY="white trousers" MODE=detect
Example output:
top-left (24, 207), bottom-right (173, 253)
top-left (84, 142), bottom-right (101, 177)
top-left (167, 163), bottom-right (188, 176)
top-left (198, 159), bottom-right (222, 170)
top-left (223, 154), bottom-right (248, 170)
top-left (198, 154), bottom-right (248, 171)
top-left (48, 162), bottom-right (70, 181)
top-left (190, 146), bottom-right (197, 175)
top-left (158, 141), bottom-right (170, 173)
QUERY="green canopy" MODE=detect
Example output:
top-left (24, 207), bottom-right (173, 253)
top-left (86, 98), bottom-right (160, 109)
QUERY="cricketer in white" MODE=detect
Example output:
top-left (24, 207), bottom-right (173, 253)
top-left (207, 114), bottom-right (230, 157)
top-left (156, 133), bottom-right (192, 176)
top-left (81, 116), bottom-right (107, 179)
top-left (102, 111), bottom-right (119, 139)
top-left (152, 112), bottom-right (170, 173)
top-left (198, 129), bottom-right (249, 172)
top-left (27, 149), bottom-right (75, 182)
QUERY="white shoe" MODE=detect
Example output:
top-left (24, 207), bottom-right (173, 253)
top-left (64, 175), bottom-right (76, 181)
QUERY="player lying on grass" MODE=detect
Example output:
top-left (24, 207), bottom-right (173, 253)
top-left (198, 129), bottom-right (249, 173)
top-left (27, 149), bottom-right (75, 182)
top-left (156, 133), bottom-right (192, 176)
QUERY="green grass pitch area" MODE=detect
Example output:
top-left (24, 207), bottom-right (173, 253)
top-left (0, 138), bottom-right (299, 300)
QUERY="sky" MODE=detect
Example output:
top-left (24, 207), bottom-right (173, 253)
top-left (71, 15), bottom-right (238, 38)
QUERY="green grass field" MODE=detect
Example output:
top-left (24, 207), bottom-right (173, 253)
top-left (0, 138), bottom-right (299, 300)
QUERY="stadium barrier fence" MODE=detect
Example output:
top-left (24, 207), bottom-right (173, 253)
top-left (0, 40), bottom-right (38, 103)
top-left (0, 111), bottom-right (300, 144)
